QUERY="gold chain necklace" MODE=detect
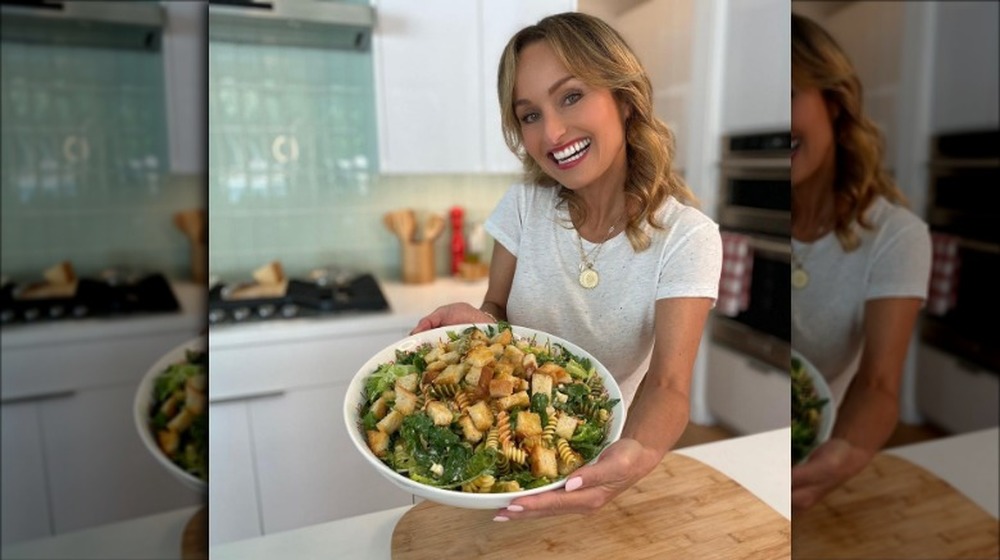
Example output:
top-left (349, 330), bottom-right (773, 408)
top-left (575, 214), bottom-right (623, 289)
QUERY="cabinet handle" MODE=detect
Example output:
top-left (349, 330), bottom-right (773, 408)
top-left (209, 389), bottom-right (286, 404)
top-left (2, 390), bottom-right (77, 405)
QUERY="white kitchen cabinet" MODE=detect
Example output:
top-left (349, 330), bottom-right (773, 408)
top-left (916, 343), bottom-right (999, 434)
top-left (162, 1), bottom-right (206, 175)
top-left (373, 0), bottom-right (573, 174)
top-left (719, 0), bottom-right (790, 133)
top-left (1, 319), bottom-right (203, 544)
top-left (1, 401), bottom-right (51, 545)
top-left (706, 342), bottom-right (790, 435)
top-left (209, 324), bottom-right (416, 545)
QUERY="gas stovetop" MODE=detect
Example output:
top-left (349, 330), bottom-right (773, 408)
top-left (207, 273), bottom-right (389, 325)
top-left (0, 273), bottom-right (181, 326)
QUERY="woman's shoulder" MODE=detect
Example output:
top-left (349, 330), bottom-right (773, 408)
top-left (863, 196), bottom-right (927, 233)
top-left (655, 196), bottom-right (718, 232)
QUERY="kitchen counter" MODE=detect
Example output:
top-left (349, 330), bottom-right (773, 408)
top-left (208, 427), bottom-right (791, 560)
top-left (209, 276), bottom-right (489, 348)
top-left (0, 505), bottom-right (201, 560)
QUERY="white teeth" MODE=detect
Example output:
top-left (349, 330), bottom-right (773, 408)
top-left (791, 138), bottom-right (800, 150)
top-left (552, 139), bottom-right (591, 163)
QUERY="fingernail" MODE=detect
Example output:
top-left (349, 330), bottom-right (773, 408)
top-left (493, 515), bottom-right (509, 522)
top-left (565, 477), bottom-right (583, 492)
top-left (506, 504), bottom-right (524, 512)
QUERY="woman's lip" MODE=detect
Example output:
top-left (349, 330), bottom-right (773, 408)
top-left (550, 145), bottom-right (590, 170)
top-left (548, 138), bottom-right (589, 155)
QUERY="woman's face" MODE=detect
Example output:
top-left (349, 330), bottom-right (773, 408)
top-left (791, 85), bottom-right (837, 188)
top-left (513, 41), bottom-right (628, 192)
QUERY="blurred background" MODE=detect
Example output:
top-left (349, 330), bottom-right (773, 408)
top-left (1, 1), bottom-right (207, 559)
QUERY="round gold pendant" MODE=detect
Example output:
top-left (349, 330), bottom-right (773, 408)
top-left (792, 268), bottom-right (809, 289)
top-left (579, 268), bottom-right (599, 289)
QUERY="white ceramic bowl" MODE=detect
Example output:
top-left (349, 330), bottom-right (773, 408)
top-left (344, 324), bottom-right (626, 509)
top-left (792, 349), bottom-right (836, 463)
top-left (134, 336), bottom-right (207, 493)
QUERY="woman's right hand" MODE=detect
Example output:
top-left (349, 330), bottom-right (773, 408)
top-left (410, 303), bottom-right (496, 334)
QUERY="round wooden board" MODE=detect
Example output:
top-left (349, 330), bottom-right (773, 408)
top-left (793, 453), bottom-right (999, 559)
top-left (391, 453), bottom-right (789, 559)
top-left (181, 505), bottom-right (208, 560)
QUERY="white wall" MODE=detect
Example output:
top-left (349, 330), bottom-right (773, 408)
top-left (930, 1), bottom-right (1000, 132)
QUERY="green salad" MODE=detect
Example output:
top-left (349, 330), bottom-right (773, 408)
top-left (150, 349), bottom-right (207, 482)
top-left (358, 323), bottom-right (620, 493)
top-left (791, 356), bottom-right (828, 464)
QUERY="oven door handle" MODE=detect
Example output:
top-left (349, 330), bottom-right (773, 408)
top-left (957, 238), bottom-right (1000, 255)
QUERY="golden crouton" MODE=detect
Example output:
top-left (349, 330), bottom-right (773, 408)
top-left (458, 415), bottom-right (483, 443)
top-left (497, 390), bottom-right (530, 411)
top-left (555, 414), bottom-right (578, 440)
top-left (425, 360), bottom-right (448, 373)
top-left (515, 411), bottom-right (542, 439)
top-left (538, 362), bottom-right (571, 384)
top-left (393, 386), bottom-right (419, 416)
top-left (521, 434), bottom-right (545, 450)
top-left (366, 430), bottom-right (390, 458)
top-left (424, 346), bottom-right (443, 363)
top-left (426, 401), bottom-right (453, 426)
top-left (493, 329), bottom-right (513, 346)
top-left (439, 350), bottom-right (460, 364)
top-left (395, 373), bottom-right (419, 393)
top-left (493, 361), bottom-right (515, 380)
top-left (377, 410), bottom-right (405, 434)
top-left (434, 363), bottom-right (465, 386)
top-left (531, 373), bottom-right (553, 398)
top-left (464, 365), bottom-right (482, 386)
top-left (489, 377), bottom-right (516, 398)
top-left (466, 346), bottom-right (495, 368)
top-left (157, 429), bottom-right (179, 455)
top-left (370, 394), bottom-right (391, 420)
top-left (530, 447), bottom-right (558, 479)
top-left (168, 408), bottom-right (195, 433)
top-left (521, 353), bottom-right (538, 375)
top-left (467, 400), bottom-right (494, 432)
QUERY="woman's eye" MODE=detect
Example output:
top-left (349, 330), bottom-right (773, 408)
top-left (519, 112), bottom-right (539, 124)
top-left (564, 92), bottom-right (582, 105)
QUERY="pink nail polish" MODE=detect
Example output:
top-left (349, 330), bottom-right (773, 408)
top-left (506, 504), bottom-right (524, 512)
top-left (493, 515), bottom-right (509, 522)
top-left (565, 477), bottom-right (583, 492)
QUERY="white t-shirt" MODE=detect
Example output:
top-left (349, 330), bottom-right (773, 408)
top-left (484, 183), bottom-right (722, 408)
top-left (791, 196), bottom-right (931, 406)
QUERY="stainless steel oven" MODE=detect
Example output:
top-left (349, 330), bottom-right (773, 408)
top-left (712, 131), bottom-right (791, 370)
top-left (922, 130), bottom-right (1000, 373)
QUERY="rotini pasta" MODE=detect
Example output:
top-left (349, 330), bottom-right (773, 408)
top-left (357, 323), bottom-right (620, 493)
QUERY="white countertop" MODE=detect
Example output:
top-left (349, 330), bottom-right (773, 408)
top-left (208, 277), bottom-right (489, 348)
top-left (1, 281), bottom-right (204, 349)
top-left (208, 427), bottom-right (791, 560)
top-left (0, 505), bottom-right (201, 560)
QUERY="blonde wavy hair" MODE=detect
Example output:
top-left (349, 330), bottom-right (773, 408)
top-left (792, 13), bottom-right (906, 251)
top-left (497, 12), bottom-right (695, 252)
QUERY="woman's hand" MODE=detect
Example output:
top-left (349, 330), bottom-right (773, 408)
top-left (791, 437), bottom-right (873, 512)
top-left (410, 303), bottom-right (496, 335)
top-left (492, 438), bottom-right (659, 521)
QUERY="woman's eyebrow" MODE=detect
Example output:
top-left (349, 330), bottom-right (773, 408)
top-left (514, 75), bottom-right (575, 107)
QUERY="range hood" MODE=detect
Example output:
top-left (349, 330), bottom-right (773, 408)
top-left (0, 1), bottom-right (163, 51)
top-left (208, 0), bottom-right (375, 51)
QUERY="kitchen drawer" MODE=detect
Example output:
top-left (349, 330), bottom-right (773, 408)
top-left (916, 343), bottom-right (999, 434)
top-left (706, 342), bottom-right (791, 435)
top-left (210, 327), bottom-right (411, 400)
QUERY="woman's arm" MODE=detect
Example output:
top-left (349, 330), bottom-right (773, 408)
top-left (497, 296), bottom-right (714, 519)
top-left (791, 297), bottom-right (923, 511)
top-left (410, 242), bottom-right (517, 333)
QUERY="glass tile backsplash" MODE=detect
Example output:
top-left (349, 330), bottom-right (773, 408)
top-left (208, 40), bottom-right (516, 280)
top-left (1, 40), bottom-right (200, 280)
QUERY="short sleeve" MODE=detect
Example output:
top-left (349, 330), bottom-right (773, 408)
top-left (867, 219), bottom-right (932, 301)
top-left (656, 219), bottom-right (723, 302)
top-left (484, 184), bottom-right (524, 257)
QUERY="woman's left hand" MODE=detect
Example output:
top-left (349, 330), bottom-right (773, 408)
top-left (791, 438), bottom-right (873, 512)
top-left (493, 438), bottom-right (658, 521)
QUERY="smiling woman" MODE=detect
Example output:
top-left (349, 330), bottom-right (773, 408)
top-left (409, 11), bottom-right (722, 523)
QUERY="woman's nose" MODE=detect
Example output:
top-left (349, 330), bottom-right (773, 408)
top-left (544, 113), bottom-right (567, 144)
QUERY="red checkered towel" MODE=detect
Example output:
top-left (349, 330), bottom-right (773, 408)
top-left (718, 232), bottom-right (753, 317)
top-left (927, 232), bottom-right (961, 316)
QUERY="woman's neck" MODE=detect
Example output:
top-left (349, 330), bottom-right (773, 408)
top-left (572, 153), bottom-right (630, 241)
top-left (792, 157), bottom-right (837, 242)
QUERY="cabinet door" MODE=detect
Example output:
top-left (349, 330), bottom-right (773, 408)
top-left (706, 342), bottom-right (791, 435)
top-left (1, 401), bottom-right (52, 546)
top-left (250, 384), bottom-right (413, 535)
top-left (40, 383), bottom-right (202, 535)
top-left (374, 0), bottom-right (481, 173)
top-left (480, 0), bottom-right (576, 173)
top-left (720, 0), bottom-right (790, 133)
top-left (208, 400), bottom-right (261, 547)
top-left (916, 344), bottom-right (999, 434)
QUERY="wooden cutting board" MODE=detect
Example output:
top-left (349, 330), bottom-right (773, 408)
top-left (180, 505), bottom-right (208, 560)
top-left (391, 452), bottom-right (789, 559)
top-left (793, 453), bottom-right (999, 559)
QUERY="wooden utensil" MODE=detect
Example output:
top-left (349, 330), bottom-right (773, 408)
top-left (173, 210), bottom-right (207, 283)
top-left (180, 505), bottom-right (208, 560)
top-left (793, 453), bottom-right (999, 559)
top-left (392, 453), bottom-right (790, 559)
top-left (423, 213), bottom-right (446, 242)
